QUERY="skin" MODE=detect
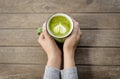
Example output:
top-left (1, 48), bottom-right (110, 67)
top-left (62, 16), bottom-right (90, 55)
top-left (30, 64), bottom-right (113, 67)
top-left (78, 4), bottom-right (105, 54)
top-left (63, 20), bottom-right (81, 69)
top-left (38, 19), bottom-right (82, 69)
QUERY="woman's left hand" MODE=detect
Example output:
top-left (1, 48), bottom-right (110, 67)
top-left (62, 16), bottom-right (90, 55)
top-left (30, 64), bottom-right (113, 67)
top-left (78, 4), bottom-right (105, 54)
top-left (38, 22), bottom-right (61, 69)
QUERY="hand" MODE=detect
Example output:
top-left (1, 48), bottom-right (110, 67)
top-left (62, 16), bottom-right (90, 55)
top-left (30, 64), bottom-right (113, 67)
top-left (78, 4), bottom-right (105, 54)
top-left (64, 20), bottom-right (82, 55)
top-left (63, 19), bottom-right (82, 69)
top-left (38, 23), bottom-right (62, 69)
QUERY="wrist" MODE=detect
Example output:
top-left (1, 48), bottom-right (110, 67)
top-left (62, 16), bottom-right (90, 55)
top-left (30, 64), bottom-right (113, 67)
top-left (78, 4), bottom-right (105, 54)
top-left (47, 56), bottom-right (61, 69)
top-left (63, 51), bottom-right (75, 69)
top-left (64, 48), bottom-right (75, 54)
top-left (64, 57), bottom-right (75, 69)
top-left (64, 54), bottom-right (75, 63)
top-left (64, 50), bottom-right (75, 57)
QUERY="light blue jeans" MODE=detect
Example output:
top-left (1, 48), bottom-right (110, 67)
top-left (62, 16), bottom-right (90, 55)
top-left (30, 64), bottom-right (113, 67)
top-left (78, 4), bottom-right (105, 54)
top-left (43, 66), bottom-right (78, 79)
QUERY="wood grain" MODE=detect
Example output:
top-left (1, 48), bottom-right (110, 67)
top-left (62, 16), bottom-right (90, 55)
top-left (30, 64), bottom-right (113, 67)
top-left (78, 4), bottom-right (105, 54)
top-left (0, 29), bottom-right (38, 46)
top-left (0, 64), bottom-right (120, 79)
top-left (0, 0), bottom-right (120, 13)
top-left (0, 14), bottom-right (120, 29)
top-left (0, 47), bottom-right (47, 64)
top-left (0, 29), bottom-right (120, 46)
top-left (75, 48), bottom-right (120, 65)
top-left (77, 66), bottom-right (120, 79)
top-left (0, 14), bottom-right (49, 29)
top-left (0, 0), bottom-right (119, 79)
top-left (0, 47), bottom-right (120, 65)
top-left (80, 30), bottom-right (120, 46)
top-left (0, 64), bottom-right (45, 79)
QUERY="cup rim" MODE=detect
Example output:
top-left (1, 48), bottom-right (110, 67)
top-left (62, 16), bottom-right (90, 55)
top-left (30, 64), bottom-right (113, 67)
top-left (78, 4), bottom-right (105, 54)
top-left (46, 13), bottom-right (73, 38)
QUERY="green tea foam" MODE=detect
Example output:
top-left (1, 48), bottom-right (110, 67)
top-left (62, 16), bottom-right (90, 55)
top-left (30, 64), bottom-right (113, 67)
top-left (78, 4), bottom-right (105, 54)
top-left (49, 16), bottom-right (71, 37)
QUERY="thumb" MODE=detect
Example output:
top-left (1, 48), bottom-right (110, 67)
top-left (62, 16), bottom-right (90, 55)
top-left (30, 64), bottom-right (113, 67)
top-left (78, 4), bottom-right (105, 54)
top-left (42, 22), bottom-right (51, 38)
top-left (67, 22), bottom-right (79, 39)
top-left (38, 32), bottom-right (45, 43)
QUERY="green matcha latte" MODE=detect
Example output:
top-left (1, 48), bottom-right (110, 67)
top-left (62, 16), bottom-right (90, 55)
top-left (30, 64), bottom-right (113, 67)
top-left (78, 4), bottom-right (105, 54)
top-left (47, 13), bottom-right (73, 39)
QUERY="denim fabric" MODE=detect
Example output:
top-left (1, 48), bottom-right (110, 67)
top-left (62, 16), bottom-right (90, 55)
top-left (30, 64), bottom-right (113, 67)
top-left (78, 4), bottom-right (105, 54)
top-left (61, 67), bottom-right (78, 79)
top-left (43, 66), bottom-right (78, 79)
top-left (43, 66), bottom-right (61, 79)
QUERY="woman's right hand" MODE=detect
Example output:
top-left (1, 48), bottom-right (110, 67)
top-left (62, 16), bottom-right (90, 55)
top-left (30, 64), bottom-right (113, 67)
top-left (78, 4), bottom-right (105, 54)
top-left (63, 19), bottom-right (82, 69)
top-left (63, 20), bottom-right (82, 55)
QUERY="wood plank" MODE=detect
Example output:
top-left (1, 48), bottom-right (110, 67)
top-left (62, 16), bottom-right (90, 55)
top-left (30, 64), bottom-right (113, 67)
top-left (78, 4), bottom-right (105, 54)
top-left (0, 64), bottom-right (120, 79)
top-left (0, 64), bottom-right (45, 79)
top-left (0, 0), bottom-right (120, 13)
top-left (77, 66), bottom-right (120, 79)
top-left (80, 30), bottom-right (120, 46)
top-left (0, 47), bottom-right (120, 65)
top-left (75, 48), bottom-right (120, 65)
top-left (0, 14), bottom-right (120, 29)
top-left (0, 30), bottom-right (120, 46)
top-left (0, 29), bottom-right (38, 46)
top-left (0, 14), bottom-right (49, 29)
top-left (0, 47), bottom-right (47, 64)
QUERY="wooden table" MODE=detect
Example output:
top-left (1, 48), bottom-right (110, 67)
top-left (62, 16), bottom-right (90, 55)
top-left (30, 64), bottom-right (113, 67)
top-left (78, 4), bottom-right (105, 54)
top-left (0, 0), bottom-right (120, 79)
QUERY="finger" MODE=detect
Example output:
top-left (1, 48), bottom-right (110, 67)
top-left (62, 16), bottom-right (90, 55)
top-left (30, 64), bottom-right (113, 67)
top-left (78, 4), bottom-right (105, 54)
top-left (68, 23), bottom-right (78, 39)
top-left (72, 18), bottom-right (76, 23)
top-left (77, 29), bottom-right (82, 43)
top-left (77, 29), bottom-right (81, 40)
top-left (75, 21), bottom-right (80, 29)
top-left (38, 33), bottom-right (44, 43)
top-left (40, 33), bottom-right (45, 39)
top-left (42, 22), bottom-right (46, 32)
top-left (72, 22), bottom-right (79, 35)
top-left (41, 22), bottom-right (50, 37)
top-left (43, 27), bottom-right (52, 39)
top-left (44, 29), bottom-right (49, 36)
top-left (72, 18), bottom-right (79, 27)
